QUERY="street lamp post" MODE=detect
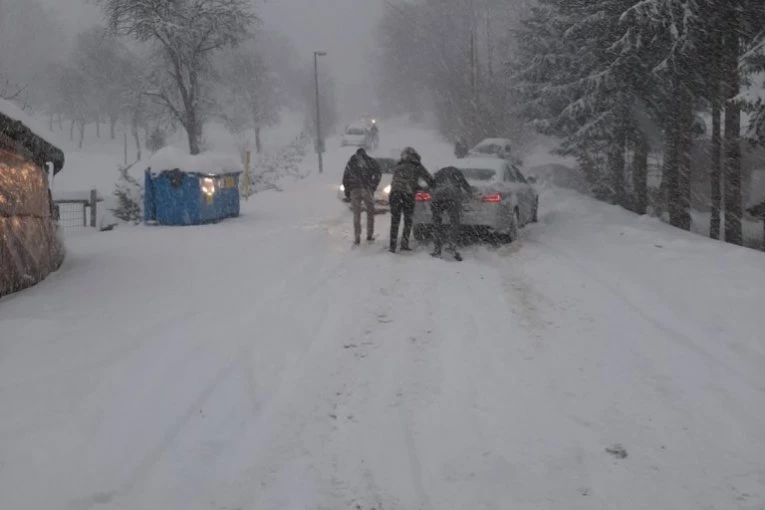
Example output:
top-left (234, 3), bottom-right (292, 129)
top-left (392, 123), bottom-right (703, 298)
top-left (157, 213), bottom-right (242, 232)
top-left (313, 50), bottom-right (327, 173)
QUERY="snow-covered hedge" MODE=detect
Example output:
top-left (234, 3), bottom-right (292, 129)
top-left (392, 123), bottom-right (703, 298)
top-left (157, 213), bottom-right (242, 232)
top-left (252, 132), bottom-right (310, 193)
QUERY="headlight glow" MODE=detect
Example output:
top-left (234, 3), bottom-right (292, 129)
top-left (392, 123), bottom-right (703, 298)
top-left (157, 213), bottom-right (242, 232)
top-left (340, 184), bottom-right (345, 191)
top-left (383, 184), bottom-right (391, 194)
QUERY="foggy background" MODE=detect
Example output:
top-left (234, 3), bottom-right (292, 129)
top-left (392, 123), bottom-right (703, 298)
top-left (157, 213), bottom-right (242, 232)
top-left (38, 0), bottom-right (382, 122)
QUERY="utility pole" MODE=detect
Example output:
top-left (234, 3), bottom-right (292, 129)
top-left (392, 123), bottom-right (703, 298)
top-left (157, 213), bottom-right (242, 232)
top-left (313, 51), bottom-right (327, 173)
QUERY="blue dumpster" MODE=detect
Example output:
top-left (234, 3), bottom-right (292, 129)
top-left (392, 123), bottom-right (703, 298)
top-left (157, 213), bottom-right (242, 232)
top-left (144, 167), bottom-right (241, 226)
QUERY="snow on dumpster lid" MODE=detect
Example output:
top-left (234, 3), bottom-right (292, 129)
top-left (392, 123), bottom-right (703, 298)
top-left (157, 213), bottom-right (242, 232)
top-left (147, 146), bottom-right (242, 176)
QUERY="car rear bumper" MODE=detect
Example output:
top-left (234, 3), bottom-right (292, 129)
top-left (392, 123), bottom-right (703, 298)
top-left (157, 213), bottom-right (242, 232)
top-left (413, 202), bottom-right (512, 231)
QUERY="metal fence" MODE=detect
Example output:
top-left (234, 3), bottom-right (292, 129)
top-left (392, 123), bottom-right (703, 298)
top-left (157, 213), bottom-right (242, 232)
top-left (53, 189), bottom-right (102, 228)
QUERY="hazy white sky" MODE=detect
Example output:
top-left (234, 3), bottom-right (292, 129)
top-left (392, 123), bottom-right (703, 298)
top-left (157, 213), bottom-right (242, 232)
top-left (40, 0), bottom-right (384, 121)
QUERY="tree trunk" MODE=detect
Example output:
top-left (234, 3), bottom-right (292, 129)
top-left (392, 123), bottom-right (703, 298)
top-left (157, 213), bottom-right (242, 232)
top-left (131, 113), bottom-right (142, 161)
top-left (677, 87), bottom-right (693, 231)
top-left (632, 133), bottom-right (649, 215)
top-left (255, 126), bottom-right (262, 154)
top-left (110, 116), bottom-right (117, 140)
top-left (723, 19), bottom-right (743, 245)
top-left (186, 109), bottom-right (201, 155)
top-left (69, 119), bottom-right (75, 141)
top-left (608, 124), bottom-right (627, 208)
top-left (78, 121), bottom-right (85, 149)
top-left (577, 148), bottom-right (597, 190)
top-left (57, 114), bottom-right (63, 131)
top-left (710, 81), bottom-right (722, 239)
top-left (49, 114), bottom-right (54, 132)
top-left (96, 116), bottom-right (101, 138)
top-left (664, 91), bottom-right (681, 226)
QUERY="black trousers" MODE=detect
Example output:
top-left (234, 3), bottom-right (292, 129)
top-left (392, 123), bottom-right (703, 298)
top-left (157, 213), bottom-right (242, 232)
top-left (389, 190), bottom-right (415, 249)
top-left (431, 198), bottom-right (462, 252)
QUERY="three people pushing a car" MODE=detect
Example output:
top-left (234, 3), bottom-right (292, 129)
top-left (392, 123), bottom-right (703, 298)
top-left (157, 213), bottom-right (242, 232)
top-left (346, 145), bottom-right (474, 260)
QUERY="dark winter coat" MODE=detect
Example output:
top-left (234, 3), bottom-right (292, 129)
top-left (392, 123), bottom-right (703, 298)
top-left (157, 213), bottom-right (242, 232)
top-left (343, 153), bottom-right (382, 192)
top-left (390, 160), bottom-right (434, 195)
top-left (454, 140), bottom-right (468, 158)
top-left (431, 166), bottom-right (473, 202)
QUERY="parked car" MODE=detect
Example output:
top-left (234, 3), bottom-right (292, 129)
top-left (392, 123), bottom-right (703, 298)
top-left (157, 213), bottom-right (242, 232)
top-left (337, 155), bottom-right (397, 213)
top-left (340, 119), bottom-right (379, 150)
top-left (412, 157), bottom-right (539, 242)
top-left (468, 137), bottom-right (524, 165)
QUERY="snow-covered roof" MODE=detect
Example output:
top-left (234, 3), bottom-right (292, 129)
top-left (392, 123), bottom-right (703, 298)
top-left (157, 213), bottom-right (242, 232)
top-left (451, 157), bottom-right (509, 172)
top-left (473, 138), bottom-right (512, 147)
top-left (0, 98), bottom-right (65, 174)
top-left (347, 119), bottom-right (371, 129)
top-left (147, 147), bottom-right (241, 176)
top-left (0, 98), bottom-right (48, 141)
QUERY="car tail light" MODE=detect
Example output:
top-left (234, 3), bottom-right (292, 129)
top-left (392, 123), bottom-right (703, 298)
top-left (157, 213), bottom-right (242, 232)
top-left (482, 193), bottom-right (502, 203)
top-left (415, 191), bottom-right (431, 201)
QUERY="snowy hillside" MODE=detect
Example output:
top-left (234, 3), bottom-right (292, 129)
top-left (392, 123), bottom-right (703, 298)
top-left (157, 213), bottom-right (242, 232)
top-left (1, 119), bottom-right (764, 510)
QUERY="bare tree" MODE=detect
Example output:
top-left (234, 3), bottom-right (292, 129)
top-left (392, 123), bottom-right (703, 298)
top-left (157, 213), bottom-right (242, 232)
top-left (74, 26), bottom-right (136, 140)
top-left (218, 43), bottom-right (282, 153)
top-left (0, 0), bottom-right (68, 111)
top-left (95, 0), bottom-right (256, 154)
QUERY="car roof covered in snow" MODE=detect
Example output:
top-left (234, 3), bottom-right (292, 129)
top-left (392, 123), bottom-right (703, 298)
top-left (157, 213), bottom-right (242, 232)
top-left (447, 157), bottom-right (510, 173)
top-left (473, 138), bottom-right (512, 146)
top-left (0, 98), bottom-right (65, 174)
top-left (147, 147), bottom-right (241, 176)
top-left (348, 118), bottom-right (374, 128)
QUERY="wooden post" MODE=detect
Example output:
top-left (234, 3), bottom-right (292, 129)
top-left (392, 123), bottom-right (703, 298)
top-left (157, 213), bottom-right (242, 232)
top-left (243, 150), bottom-right (251, 200)
top-left (90, 189), bottom-right (98, 228)
top-left (124, 132), bottom-right (128, 166)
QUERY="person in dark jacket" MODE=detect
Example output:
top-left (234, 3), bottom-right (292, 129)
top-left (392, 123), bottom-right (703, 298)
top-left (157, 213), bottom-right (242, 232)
top-left (454, 137), bottom-right (468, 158)
top-left (389, 147), bottom-right (434, 252)
top-left (430, 166), bottom-right (474, 261)
top-left (343, 148), bottom-right (382, 244)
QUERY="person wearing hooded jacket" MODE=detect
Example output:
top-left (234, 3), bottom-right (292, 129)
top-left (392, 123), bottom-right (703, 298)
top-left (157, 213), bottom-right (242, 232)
top-left (388, 147), bottom-right (434, 253)
top-left (429, 166), bottom-right (475, 261)
top-left (454, 137), bottom-right (468, 158)
top-left (343, 147), bottom-right (382, 244)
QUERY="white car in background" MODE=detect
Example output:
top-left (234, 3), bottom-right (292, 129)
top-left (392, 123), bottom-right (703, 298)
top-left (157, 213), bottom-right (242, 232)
top-left (340, 120), bottom-right (379, 150)
top-left (468, 137), bottom-right (523, 165)
top-left (337, 155), bottom-right (397, 213)
top-left (412, 157), bottom-right (538, 243)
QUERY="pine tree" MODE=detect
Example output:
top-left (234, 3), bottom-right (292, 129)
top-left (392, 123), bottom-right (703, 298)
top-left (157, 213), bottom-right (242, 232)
top-left (513, 0), bottom-right (661, 210)
top-left (112, 161), bottom-right (143, 223)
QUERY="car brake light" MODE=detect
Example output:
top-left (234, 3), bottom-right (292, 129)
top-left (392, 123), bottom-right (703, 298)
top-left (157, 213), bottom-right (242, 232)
top-left (415, 191), bottom-right (431, 201)
top-left (482, 193), bottom-right (502, 203)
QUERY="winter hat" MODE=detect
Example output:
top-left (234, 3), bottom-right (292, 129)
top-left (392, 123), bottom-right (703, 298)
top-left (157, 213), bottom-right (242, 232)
top-left (401, 147), bottom-right (420, 163)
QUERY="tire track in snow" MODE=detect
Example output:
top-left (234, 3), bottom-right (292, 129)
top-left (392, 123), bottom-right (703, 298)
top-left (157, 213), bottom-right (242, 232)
top-left (528, 237), bottom-right (765, 394)
top-left (206, 250), bottom-right (403, 510)
top-left (481, 235), bottom-right (765, 509)
top-left (68, 228), bottom-right (354, 510)
top-left (226, 250), bottom-right (449, 510)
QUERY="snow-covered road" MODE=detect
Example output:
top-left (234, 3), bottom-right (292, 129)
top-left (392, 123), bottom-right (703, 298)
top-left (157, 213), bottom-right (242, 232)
top-left (1, 123), bottom-right (765, 510)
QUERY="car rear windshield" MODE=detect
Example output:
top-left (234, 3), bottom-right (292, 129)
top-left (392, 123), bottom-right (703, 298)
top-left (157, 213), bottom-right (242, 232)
top-left (346, 128), bottom-right (365, 135)
top-left (460, 168), bottom-right (497, 181)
